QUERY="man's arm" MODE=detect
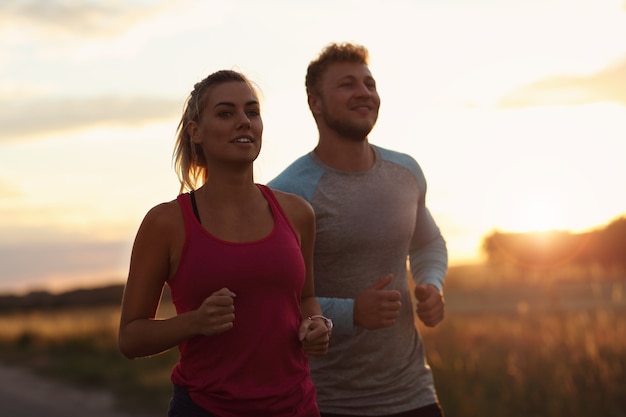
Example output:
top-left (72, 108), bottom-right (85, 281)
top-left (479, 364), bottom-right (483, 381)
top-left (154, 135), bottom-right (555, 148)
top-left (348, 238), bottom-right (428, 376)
top-left (318, 274), bottom-right (402, 335)
top-left (409, 204), bottom-right (448, 327)
top-left (409, 206), bottom-right (448, 290)
top-left (318, 296), bottom-right (357, 335)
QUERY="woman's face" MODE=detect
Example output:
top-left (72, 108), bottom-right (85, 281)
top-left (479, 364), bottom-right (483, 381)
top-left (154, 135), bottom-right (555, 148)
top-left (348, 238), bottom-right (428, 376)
top-left (189, 81), bottom-right (262, 166)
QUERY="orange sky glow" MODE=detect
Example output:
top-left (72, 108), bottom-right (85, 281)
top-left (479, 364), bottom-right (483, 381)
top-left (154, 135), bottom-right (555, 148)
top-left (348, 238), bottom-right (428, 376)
top-left (1, 0), bottom-right (625, 293)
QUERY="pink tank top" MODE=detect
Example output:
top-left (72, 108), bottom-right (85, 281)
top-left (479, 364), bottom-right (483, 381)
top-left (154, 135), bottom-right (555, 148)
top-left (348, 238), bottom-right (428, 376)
top-left (169, 184), bottom-right (318, 417)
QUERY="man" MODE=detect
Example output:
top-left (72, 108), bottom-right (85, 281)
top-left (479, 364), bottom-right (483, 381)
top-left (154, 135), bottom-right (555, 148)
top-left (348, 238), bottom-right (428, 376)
top-left (269, 42), bottom-right (448, 417)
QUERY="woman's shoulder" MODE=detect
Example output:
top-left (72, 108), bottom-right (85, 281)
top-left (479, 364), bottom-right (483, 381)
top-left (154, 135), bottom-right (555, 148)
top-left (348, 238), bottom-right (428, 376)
top-left (271, 189), bottom-right (313, 214)
top-left (140, 198), bottom-right (184, 232)
top-left (270, 188), bottom-right (315, 229)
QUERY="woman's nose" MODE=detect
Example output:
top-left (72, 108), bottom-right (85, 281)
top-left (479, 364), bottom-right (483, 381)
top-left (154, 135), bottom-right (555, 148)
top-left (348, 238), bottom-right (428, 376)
top-left (237, 113), bottom-right (251, 129)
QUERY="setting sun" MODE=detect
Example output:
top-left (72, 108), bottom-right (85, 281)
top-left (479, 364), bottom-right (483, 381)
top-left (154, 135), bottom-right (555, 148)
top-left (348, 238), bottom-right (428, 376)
top-left (518, 194), bottom-right (561, 232)
top-left (1, 0), bottom-right (626, 292)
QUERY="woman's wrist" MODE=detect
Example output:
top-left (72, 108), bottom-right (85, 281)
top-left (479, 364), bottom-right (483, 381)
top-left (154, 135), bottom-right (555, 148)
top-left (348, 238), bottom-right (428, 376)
top-left (308, 314), bottom-right (333, 335)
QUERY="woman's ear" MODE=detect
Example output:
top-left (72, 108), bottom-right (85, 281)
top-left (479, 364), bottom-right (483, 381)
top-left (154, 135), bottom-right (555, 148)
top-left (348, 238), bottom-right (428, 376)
top-left (187, 121), bottom-right (201, 144)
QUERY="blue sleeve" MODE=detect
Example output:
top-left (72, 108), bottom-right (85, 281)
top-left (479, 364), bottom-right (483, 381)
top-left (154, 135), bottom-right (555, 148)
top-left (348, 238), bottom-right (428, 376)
top-left (376, 146), bottom-right (448, 291)
top-left (267, 154), bottom-right (323, 203)
top-left (318, 297), bottom-right (358, 336)
top-left (409, 214), bottom-right (448, 291)
top-left (408, 188), bottom-right (448, 291)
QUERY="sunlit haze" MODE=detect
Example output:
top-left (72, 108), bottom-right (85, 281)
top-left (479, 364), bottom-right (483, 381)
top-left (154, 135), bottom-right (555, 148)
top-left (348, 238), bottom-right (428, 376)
top-left (1, 0), bottom-right (625, 293)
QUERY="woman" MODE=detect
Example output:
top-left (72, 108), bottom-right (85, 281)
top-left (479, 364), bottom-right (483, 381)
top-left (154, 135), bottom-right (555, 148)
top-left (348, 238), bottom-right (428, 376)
top-left (118, 70), bottom-right (331, 417)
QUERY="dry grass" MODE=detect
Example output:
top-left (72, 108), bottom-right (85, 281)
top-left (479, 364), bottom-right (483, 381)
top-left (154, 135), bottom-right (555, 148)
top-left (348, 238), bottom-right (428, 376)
top-left (419, 307), bottom-right (626, 417)
top-left (413, 264), bottom-right (626, 416)
top-left (0, 265), bottom-right (624, 416)
top-left (0, 301), bottom-right (178, 415)
top-left (0, 299), bottom-right (176, 342)
top-left (0, 306), bottom-right (120, 341)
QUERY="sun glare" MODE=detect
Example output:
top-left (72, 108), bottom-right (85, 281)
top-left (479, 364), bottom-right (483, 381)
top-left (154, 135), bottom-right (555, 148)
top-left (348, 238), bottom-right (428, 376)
top-left (518, 195), bottom-right (561, 232)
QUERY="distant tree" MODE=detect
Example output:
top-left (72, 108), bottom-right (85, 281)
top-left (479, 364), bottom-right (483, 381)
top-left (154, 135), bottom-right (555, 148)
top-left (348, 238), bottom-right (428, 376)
top-left (481, 216), bottom-right (626, 273)
top-left (482, 231), bottom-right (587, 269)
top-left (595, 217), bottom-right (626, 270)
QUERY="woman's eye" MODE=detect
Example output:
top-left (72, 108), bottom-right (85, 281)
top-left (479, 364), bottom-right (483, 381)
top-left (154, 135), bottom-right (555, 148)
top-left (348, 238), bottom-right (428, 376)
top-left (247, 110), bottom-right (260, 117)
top-left (217, 111), bottom-right (232, 118)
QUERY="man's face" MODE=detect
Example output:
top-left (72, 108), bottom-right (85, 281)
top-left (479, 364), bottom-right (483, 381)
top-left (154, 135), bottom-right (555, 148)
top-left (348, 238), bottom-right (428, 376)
top-left (312, 62), bottom-right (380, 141)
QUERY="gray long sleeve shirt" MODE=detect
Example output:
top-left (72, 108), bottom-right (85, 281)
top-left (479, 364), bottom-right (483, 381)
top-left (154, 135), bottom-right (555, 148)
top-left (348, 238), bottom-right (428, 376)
top-left (269, 145), bottom-right (448, 415)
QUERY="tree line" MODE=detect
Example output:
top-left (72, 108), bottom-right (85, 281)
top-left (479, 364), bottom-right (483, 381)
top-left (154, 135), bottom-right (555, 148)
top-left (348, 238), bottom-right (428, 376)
top-left (482, 216), bottom-right (626, 271)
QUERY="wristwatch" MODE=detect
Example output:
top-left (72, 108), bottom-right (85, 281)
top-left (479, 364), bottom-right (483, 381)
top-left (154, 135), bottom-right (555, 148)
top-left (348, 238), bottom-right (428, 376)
top-left (308, 314), bottom-right (333, 335)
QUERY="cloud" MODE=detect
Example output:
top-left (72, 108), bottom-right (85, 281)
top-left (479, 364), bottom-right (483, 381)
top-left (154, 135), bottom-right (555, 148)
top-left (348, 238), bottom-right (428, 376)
top-left (0, 95), bottom-right (182, 142)
top-left (0, 0), bottom-right (169, 38)
top-left (498, 56), bottom-right (626, 108)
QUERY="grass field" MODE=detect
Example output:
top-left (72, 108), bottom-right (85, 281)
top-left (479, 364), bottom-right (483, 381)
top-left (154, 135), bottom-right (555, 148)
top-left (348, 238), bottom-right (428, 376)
top-left (0, 264), bottom-right (624, 416)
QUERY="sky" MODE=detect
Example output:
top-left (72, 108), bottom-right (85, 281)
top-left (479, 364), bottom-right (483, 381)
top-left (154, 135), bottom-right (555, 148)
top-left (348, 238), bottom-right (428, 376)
top-left (1, 0), bottom-right (626, 294)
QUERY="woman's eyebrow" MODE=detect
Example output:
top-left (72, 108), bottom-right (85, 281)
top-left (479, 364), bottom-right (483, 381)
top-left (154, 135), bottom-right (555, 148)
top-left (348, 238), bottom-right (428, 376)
top-left (213, 100), bottom-right (259, 108)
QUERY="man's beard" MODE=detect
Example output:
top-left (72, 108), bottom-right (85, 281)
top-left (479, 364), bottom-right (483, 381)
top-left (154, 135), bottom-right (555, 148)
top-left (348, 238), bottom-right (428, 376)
top-left (321, 109), bottom-right (376, 141)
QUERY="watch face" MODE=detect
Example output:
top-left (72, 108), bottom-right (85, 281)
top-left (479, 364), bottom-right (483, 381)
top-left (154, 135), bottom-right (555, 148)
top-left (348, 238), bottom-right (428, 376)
top-left (309, 315), bottom-right (333, 334)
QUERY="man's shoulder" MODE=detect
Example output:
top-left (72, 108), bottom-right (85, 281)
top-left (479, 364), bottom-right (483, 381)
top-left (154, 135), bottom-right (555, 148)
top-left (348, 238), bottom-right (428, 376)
top-left (267, 153), bottom-right (323, 202)
top-left (374, 145), bottom-right (425, 180)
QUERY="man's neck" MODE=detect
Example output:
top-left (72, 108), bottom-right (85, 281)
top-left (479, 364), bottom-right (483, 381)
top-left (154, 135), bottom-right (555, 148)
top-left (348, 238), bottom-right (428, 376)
top-left (314, 138), bottom-right (374, 172)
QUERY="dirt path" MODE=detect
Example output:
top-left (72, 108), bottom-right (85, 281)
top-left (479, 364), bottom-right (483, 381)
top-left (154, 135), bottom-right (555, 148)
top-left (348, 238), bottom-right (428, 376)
top-left (0, 364), bottom-right (158, 417)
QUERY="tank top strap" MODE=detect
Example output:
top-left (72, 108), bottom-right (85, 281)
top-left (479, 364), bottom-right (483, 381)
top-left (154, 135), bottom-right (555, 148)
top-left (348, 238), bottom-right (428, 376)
top-left (257, 184), bottom-right (299, 241)
top-left (176, 193), bottom-right (196, 232)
